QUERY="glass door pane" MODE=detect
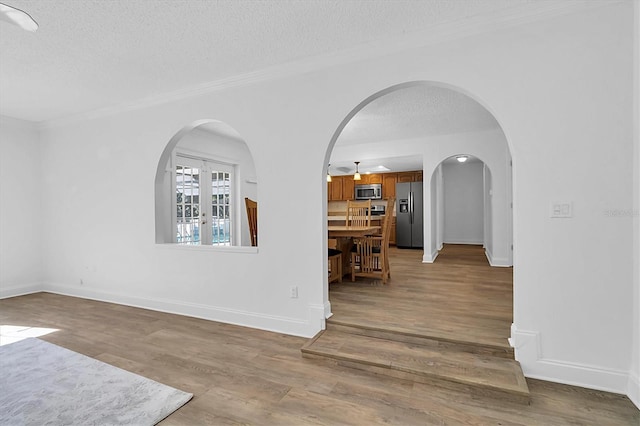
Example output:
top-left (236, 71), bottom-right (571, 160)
top-left (175, 164), bottom-right (200, 244)
top-left (211, 171), bottom-right (231, 246)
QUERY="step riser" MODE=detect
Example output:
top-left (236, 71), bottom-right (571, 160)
top-left (327, 322), bottom-right (515, 360)
top-left (302, 351), bottom-right (530, 405)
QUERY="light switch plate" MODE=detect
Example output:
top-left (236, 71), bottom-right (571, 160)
top-left (550, 202), bottom-right (572, 218)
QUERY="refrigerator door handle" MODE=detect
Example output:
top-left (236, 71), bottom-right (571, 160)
top-left (409, 191), bottom-right (413, 224)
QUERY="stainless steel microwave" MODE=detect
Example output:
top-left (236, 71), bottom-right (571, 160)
top-left (355, 184), bottom-right (382, 200)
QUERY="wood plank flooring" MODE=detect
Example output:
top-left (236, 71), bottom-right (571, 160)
top-left (1, 247), bottom-right (638, 424)
top-left (329, 244), bottom-right (514, 349)
top-left (302, 328), bottom-right (530, 403)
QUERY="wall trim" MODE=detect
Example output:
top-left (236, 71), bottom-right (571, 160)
top-left (308, 302), bottom-right (331, 331)
top-left (423, 248), bottom-right (439, 263)
top-left (43, 283), bottom-right (318, 338)
top-left (485, 248), bottom-right (511, 267)
top-left (0, 282), bottom-right (44, 299)
top-left (443, 240), bottom-right (484, 245)
top-left (629, 372), bottom-right (640, 410)
top-left (511, 324), bottom-right (632, 397)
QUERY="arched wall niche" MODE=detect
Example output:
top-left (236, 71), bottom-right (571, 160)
top-left (154, 119), bottom-right (258, 247)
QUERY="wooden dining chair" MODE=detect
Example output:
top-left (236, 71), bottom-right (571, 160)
top-left (244, 197), bottom-right (258, 246)
top-left (328, 239), bottom-right (342, 284)
top-left (350, 197), bottom-right (395, 284)
top-left (346, 199), bottom-right (372, 227)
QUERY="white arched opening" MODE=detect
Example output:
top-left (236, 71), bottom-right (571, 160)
top-left (428, 154), bottom-right (508, 265)
top-left (154, 119), bottom-right (258, 247)
top-left (323, 80), bottom-right (513, 307)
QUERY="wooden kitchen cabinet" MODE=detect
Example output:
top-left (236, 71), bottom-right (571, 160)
top-left (364, 173), bottom-right (383, 184)
top-left (343, 177), bottom-right (355, 200)
top-left (328, 176), bottom-right (343, 201)
top-left (397, 171), bottom-right (423, 183)
top-left (328, 171), bottom-right (421, 201)
top-left (382, 173), bottom-right (397, 199)
top-left (397, 172), bottom-right (415, 183)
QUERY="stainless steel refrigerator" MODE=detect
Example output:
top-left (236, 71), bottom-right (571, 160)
top-left (396, 182), bottom-right (423, 248)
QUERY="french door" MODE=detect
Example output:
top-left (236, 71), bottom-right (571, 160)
top-left (175, 155), bottom-right (233, 246)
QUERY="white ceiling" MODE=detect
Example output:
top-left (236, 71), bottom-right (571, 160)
top-left (329, 85), bottom-right (499, 174)
top-left (338, 84), bottom-right (500, 144)
top-left (0, 0), bottom-right (591, 124)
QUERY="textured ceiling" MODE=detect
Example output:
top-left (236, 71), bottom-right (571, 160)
top-left (328, 85), bottom-right (499, 174)
top-left (338, 85), bottom-right (500, 144)
top-left (0, 0), bottom-right (584, 123)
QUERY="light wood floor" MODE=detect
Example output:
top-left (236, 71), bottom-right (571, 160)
top-left (1, 248), bottom-right (638, 424)
top-left (330, 244), bottom-right (513, 349)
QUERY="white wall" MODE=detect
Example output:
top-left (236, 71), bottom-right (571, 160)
top-left (630, 0), bottom-right (640, 409)
top-left (0, 117), bottom-right (42, 297)
top-left (1, 1), bottom-right (636, 402)
top-left (483, 165), bottom-right (493, 255)
top-left (442, 160), bottom-right (484, 245)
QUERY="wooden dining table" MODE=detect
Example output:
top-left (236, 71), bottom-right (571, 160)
top-left (328, 225), bottom-right (380, 278)
top-left (328, 225), bottom-right (380, 238)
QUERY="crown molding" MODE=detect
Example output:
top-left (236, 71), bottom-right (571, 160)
top-left (40, 0), bottom-right (616, 129)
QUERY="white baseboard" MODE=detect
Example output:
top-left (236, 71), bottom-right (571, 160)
top-left (484, 248), bottom-right (511, 267)
top-left (0, 282), bottom-right (44, 299)
top-left (308, 301), bottom-right (332, 331)
top-left (443, 240), bottom-right (484, 245)
top-left (628, 372), bottom-right (640, 410)
top-left (422, 248), bottom-right (439, 263)
top-left (510, 324), bottom-right (631, 396)
top-left (43, 282), bottom-right (320, 338)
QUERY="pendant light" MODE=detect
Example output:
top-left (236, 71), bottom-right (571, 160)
top-left (353, 161), bottom-right (361, 181)
top-left (326, 164), bottom-right (332, 182)
top-left (456, 155), bottom-right (469, 163)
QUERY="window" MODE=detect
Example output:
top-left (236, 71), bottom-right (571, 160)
top-left (175, 155), bottom-right (234, 246)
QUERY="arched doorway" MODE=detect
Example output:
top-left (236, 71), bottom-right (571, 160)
top-left (323, 81), bottom-right (513, 341)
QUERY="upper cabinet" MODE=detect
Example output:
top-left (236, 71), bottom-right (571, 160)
top-left (328, 175), bottom-right (343, 201)
top-left (360, 174), bottom-right (383, 185)
top-left (328, 171), bottom-right (421, 201)
top-left (382, 173), bottom-right (397, 199)
top-left (343, 177), bottom-right (355, 200)
top-left (397, 171), bottom-right (423, 183)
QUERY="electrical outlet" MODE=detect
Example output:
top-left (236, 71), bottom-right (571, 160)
top-left (289, 286), bottom-right (298, 298)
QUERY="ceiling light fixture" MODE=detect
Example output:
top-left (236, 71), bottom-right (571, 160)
top-left (353, 162), bottom-right (362, 181)
top-left (326, 164), bottom-right (332, 183)
top-left (0, 2), bottom-right (38, 32)
top-left (456, 155), bottom-right (469, 163)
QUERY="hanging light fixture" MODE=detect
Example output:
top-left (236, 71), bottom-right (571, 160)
top-left (326, 164), bottom-right (332, 182)
top-left (456, 155), bottom-right (469, 163)
top-left (353, 161), bottom-right (362, 181)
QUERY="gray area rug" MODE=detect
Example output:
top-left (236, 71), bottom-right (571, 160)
top-left (0, 338), bottom-right (192, 425)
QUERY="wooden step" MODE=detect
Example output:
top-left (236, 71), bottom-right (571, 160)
top-left (302, 329), bottom-right (530, 404)
top-left (327, 319), bottom-right (515, 359)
